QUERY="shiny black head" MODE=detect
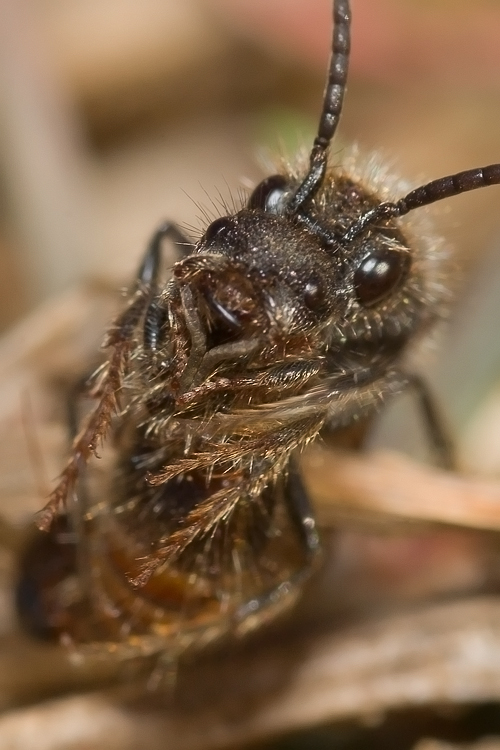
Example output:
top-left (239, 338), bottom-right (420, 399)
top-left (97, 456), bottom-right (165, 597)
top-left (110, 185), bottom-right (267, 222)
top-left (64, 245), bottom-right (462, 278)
top-left (172, 0), bottom-right (500, 372)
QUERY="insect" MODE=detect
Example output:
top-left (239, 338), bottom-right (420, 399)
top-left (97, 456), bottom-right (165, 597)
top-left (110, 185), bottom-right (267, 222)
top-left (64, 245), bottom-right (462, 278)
top-left (16, 0), bottom-right (500, 661)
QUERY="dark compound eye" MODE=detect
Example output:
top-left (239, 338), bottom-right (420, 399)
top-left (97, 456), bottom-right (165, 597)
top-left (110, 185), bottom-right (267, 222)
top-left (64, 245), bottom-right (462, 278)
top-left (354, 247), bottom-right (411, 307)
top-left (248, 175), bottom-right (288, 213)
top-left (204, 216), bottom-right (235, 244)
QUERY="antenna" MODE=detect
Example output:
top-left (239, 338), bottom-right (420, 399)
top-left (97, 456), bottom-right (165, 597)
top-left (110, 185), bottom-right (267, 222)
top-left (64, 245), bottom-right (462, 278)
top-left (287, 0), bottom-right (351, 213)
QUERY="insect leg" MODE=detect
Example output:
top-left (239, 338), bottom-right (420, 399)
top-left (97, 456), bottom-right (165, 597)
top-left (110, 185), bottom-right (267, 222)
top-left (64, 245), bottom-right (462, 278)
top-left (141, 223), bottom-right (193, 353)
top-left (137, 221), bottom-right (193, 286)
top-left (284, 458), bottom-right (321, 561)
top-left (64, 378), bottom-right (95, 603)
top-left (403, 372), bottom-right (456, 470)
top-left (37, 227), bottom-right (192, 530)
top-left (234, 461), bottom-right (320, 629)
top-left (176, 359), bottom-right (323, 408)
top-left (189, 330), bottom-right (322, 391)
top-left (192, 337), bottom-right (263, 386)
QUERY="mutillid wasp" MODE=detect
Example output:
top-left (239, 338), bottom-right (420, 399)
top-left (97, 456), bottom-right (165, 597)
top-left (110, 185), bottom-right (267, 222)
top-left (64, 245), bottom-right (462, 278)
top-left (16, 0), bottom-right (500, 661)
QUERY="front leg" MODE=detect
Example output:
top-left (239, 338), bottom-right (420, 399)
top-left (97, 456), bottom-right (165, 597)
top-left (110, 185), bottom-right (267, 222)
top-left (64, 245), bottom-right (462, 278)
top-left (142, 222), bottom-right (194, 353)
top-left (138, 221), bottom-right (194, 286)
top-left (37, 222), bottom-right (193, 530)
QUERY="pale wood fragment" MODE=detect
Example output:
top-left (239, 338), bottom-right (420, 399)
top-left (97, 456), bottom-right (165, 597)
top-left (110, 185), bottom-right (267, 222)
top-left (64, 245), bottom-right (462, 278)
top-left (304, 445), bottom-right (500, 533)
top-left (1, 598), bottom-right (500, 750)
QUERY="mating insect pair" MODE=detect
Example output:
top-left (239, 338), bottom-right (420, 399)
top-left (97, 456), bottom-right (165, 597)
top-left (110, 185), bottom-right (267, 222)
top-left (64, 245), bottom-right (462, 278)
top-left (17, 0), bottom-right (500, 660)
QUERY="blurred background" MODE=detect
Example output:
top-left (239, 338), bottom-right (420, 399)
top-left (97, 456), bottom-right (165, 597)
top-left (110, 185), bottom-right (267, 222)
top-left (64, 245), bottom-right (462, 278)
top-left (1, 0), bottom-right (500, 313)
top-left (2, 2), bottom-right (500, 748)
